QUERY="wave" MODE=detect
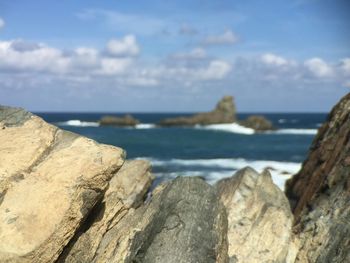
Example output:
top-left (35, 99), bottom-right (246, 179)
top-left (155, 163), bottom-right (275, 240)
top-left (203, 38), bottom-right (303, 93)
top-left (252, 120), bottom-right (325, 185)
top-left (56, 120), bottom-right (99, 127)
top-left (139, 157), bottom-right (301, 190)
top-left (135, 123), bottom-right (156, 129)
top-left (268, 129), bottom-right (318, 135)
top-left (195, 123), bottom-right (255, 135)
top-left (55, 120), bottom-right (318, 136)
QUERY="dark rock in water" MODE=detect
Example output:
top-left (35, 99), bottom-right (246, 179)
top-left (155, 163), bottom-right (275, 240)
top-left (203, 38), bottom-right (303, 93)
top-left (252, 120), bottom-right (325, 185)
top-left (240, 115), bottom-right (274, 131)
top-left (285, 92), bottom-right (350, 262)
top-left (99, 114), bottom-right (140, 126)
top-left (159, 95), bottom-right (236, 126)
top-left (216, 167), bottom-right (297, 263)
top-left (91, 177), bottom-right (229, 263)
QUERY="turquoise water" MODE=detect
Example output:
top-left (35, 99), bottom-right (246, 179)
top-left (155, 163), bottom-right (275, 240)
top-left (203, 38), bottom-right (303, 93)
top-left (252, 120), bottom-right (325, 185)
top-left (37, 112), bottom-right (326, 188)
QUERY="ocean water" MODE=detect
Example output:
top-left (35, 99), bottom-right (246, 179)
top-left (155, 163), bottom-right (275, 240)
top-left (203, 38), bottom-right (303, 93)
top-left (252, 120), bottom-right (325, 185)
top-left (36, 112), bottom-right (327, 190)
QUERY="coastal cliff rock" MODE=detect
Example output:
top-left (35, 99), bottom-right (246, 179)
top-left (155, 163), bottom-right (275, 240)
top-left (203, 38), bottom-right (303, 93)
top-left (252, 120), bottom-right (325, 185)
top-left (286, 93), bottom-right (350, 262)
top-left (99, 114), bottom-right (140, 126)
top-left (91, 177), bottom-right (228, 263)
top-left (240, 115), bottom-right (274, 131)
top-left (0, 106), bottom-right (152, 263)
top-left (159, 96), bottom-right (236, 126)
top-left (216, 167), bottom-right (298, 263)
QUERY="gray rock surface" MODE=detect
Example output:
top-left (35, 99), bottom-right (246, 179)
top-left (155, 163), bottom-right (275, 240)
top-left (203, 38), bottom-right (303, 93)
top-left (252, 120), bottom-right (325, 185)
top-left (92, 177), bottom-right (229, 263)
top-left (216, 167), bottom-right (298, 263)
top-left (159, 96), bottom-right (236, 126)
top-left (286, 93), bottom-right (350, 262)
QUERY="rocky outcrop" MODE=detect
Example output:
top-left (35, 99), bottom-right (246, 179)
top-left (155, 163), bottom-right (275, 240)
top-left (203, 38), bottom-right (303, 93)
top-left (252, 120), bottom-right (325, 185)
top-left (60, 160), bottom-right (153, 263)
top-left (99, 114), bottom-right (140, 126)
top-left (240, 115), bottom-right (274, 131)
top-left (0, 106), bottom-right (152, 263)
top-left (159, 96), bottom-right (236, 126)
top-left (286, 93), bottom-right (350, 262)
top-left (216, 167), bottom-right (298, 263)
top-left (90, 177), bottom-right (228, 263)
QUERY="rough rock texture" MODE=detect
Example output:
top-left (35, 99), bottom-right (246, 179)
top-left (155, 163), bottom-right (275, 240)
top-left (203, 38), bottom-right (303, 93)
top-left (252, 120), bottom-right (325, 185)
top-left (60, 160), bottom-right (153, 263)
top-left (216, 167), bottom-right (298, 263)
top-left (240, 115), bottom-right (274, 131)
top-left (159, 96), bottom-right (236, 126)
top-left (0, 106), bottom-right (126, 262)
top-left (91, 177), bottom-right (229, 263)
top-left (285, 93), bottom-right (350, 262)
top-left (99, 114), bottom-right (140, 126)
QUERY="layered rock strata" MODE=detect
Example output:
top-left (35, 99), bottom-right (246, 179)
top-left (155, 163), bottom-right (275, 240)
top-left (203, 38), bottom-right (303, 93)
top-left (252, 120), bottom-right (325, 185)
top-left (286, 93), bottom-right (350, 262)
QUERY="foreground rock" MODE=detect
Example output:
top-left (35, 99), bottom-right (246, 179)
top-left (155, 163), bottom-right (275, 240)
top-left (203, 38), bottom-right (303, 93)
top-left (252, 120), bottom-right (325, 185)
top-left (99, 114), bottom-right (140, 127)
top-left (60, 160), bottom-right (153, 263)
top-left (286, 93), bottom-right (350, 262)
top-left (90, 177), bottom-right (228, 263)
top-left (159, 96), bottom-right (236, 126)
top-left (0, 106), bottom-right (151, 263)
top-left (240, 115), bottom-right (274, 131)
top-left (216, 167), bottom-right (297, 263)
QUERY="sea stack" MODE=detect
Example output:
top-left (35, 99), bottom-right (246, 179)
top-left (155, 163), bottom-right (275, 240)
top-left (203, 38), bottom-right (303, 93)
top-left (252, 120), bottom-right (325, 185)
top-left (159, 95), bottom-right (236, 126)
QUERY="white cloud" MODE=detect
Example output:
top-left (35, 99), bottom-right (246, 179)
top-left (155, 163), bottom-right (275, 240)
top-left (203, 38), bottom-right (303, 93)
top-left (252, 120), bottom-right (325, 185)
top-left (340, 58), bottom-right (350, 76)
top-left (98, 58), bottom-right (133, 75)
top-left (202, 30), bottom-right (238, 45)
top-left (304, 58), bottom-right (333, 78)
top-left (261, 53), bottom-right (289, 66)
top-left (195, 60), bottom-right (232, 80)
top-left (0, 40), bottom-right (70, 73)
top-left (0, 17), bottom-right (4, 29)
top-left (106, 35), bottom-right (139, 56)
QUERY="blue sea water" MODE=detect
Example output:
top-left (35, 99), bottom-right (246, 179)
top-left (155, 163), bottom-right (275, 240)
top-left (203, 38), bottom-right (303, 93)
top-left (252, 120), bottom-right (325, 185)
top-left (36, 112), bottom-right (327, 189)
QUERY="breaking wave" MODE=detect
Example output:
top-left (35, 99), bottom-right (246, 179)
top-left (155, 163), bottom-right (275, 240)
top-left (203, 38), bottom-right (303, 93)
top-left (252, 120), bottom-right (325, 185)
top-left (139, 157), bottom-right (301, 190)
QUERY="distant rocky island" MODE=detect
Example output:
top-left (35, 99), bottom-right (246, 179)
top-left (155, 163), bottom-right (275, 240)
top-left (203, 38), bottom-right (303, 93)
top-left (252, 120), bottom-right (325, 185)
top-left (99, 114), bottom-right (140, 127)
top-left (0, 93), bottom-right (349, 262)
top-left (99, 95), bottom-right (274, 131)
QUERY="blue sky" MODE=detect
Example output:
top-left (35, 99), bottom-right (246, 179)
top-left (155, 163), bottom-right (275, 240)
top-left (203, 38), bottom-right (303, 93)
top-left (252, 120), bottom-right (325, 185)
top-left (0, 0), bottom-right (349, 112)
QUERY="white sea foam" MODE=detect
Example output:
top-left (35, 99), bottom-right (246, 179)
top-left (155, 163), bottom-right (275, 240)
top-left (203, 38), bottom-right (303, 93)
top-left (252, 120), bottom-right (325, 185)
top-left (140, 157), bottom-right (301, 190)
top-left (195, 123), bottom-right (255, 135)
top-left (268, 129), bottom-right (318, 135)
top-left (57, 120), bottom-right (99, 127)
top-left (135, 123), bottom-right (156, 129)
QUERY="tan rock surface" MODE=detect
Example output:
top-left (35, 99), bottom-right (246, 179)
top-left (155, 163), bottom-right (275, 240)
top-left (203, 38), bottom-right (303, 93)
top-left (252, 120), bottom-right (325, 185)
top-left (0, 106), bottom-right (125, 263)
top-left (216, 167), bottom-right (298, 263)
top-left (61, 160), bottom-right (153, 263)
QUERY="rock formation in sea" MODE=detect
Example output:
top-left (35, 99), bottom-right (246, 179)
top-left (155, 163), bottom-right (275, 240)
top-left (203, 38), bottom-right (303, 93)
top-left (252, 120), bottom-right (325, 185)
top-left (158, 95), bottom-right (274, 131)
top-left (158, 95), bottom-right (236, 126)
top-left (285, 92), bottom-right (350, 262)
top-left (239, 115), bottom-right (274, 131)
top-left (99, 114), bottom-right (140, 126)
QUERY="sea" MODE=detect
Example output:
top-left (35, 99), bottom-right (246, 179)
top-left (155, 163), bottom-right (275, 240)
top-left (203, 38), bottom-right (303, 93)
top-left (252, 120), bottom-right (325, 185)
top-left (36, 112), bottom-right (327, 190)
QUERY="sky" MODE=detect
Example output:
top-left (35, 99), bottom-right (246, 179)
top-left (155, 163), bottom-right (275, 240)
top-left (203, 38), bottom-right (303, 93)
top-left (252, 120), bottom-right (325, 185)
top-left (0, 0), bottom-right (349, 112)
